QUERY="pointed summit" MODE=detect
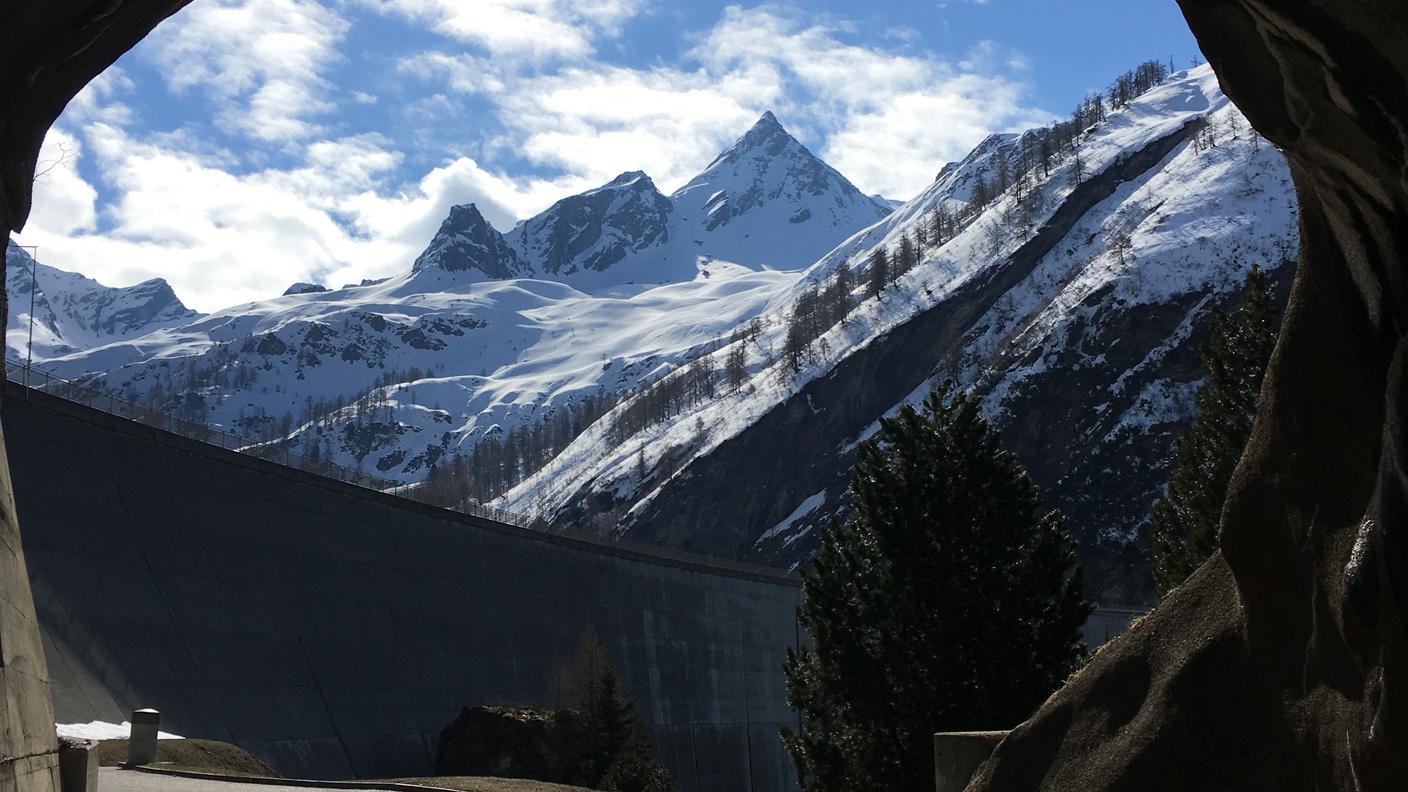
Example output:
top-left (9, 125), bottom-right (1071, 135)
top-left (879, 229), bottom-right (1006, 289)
top-left (712, 111), bottom-right (796, 165)
top-left (412, 203), bottom-right (525, 279)
top-left (602, 170), bottom-right (654, 189)
top-left (672, 111), bottom-right (890, 240)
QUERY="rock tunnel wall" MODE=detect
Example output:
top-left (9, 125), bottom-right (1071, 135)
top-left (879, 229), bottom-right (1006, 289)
top-left (1, 383), bottom-right (803, 792)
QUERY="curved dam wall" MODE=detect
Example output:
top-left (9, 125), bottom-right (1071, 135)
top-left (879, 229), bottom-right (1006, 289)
top-left (2, 384), bottom-right (803, 792)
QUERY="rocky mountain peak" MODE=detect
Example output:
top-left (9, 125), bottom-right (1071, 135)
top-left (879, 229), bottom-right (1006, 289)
top-left (5, 239), bottom-right (199, 358)
top-left (674, 111), bottom-right (890, 240)
top-left (412, 203), bottom-right (523, 279)
top-left (507, 171), bottom-right (674, 280)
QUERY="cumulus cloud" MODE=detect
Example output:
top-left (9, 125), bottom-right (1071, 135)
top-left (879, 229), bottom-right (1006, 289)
top-left (361, 0), bottom-right (643, 61)
top-left (26, 130), bottom-right (98, 237)
top-left (693, 6), bottom-right (1051, 197)
top-left (143, 0), bottom-right (350, 142)
top-left (407, 5), bottom-right (1049, 197)
top-left (17, 0), bottom-right (1052, 312)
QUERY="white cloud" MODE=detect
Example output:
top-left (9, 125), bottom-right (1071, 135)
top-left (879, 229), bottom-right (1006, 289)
top-left (17, 1), bottom-right (1053, 312)
top-left (693, 7), bottom-right (1050, 198)
top-left (15, 118), bottom-right (585, 312)
top-left (362, 0), bottom-right (643, 61)
top-left (143, 0), bottom-right (349, 142)
top-left (407, 5), bottom-right (1049, 198)
top-left (497, 65), bottom-right (766, 191)
top-left (25, 130), bottom-right (98, 237)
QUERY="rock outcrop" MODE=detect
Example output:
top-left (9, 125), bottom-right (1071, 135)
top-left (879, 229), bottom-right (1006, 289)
top-left (435, 706), bottom-right (569, 781)
top-left (969, 2), bottom-right (1408, 789)
top-left (412, 203), bottom-right (525, 279)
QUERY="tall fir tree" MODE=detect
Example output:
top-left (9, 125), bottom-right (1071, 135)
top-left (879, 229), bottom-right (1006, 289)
top-left (781, 385), bottom-right (1091, 792)
top-left (866, 247), bottom-right (889, 300)
top-left (1150, 264), bottom-right (1280, 592)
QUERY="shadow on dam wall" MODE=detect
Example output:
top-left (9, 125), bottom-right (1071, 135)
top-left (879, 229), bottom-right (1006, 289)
top-left (1, 383), bottom-right (804, 792)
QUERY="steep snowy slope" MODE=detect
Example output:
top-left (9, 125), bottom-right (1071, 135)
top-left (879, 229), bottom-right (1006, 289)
top-left (5, 240), bottom-right (199, 361)
top-left (495, 66), bottom-right (1298, 602)
top-left (29, 249), bottom-right (800, 480)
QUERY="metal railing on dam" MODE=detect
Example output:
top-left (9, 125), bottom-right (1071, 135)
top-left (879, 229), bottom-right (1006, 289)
top-left (3, 379), bottom-right (805, 792)
top-left (2, 358), bottom-right (796, 583)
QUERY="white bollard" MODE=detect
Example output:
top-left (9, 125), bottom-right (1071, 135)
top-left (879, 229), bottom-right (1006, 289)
top-left (127, 708), bottom-right (161, 765)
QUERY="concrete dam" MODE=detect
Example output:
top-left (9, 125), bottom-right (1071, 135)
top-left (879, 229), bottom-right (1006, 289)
top-left (3, 383), bottom-right (804, 792)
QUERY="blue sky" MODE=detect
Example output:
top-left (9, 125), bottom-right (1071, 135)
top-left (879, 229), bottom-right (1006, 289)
top-left (17, 0), bottom-right (1203, 311)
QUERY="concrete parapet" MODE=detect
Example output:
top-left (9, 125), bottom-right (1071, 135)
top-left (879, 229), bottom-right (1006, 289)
top-left (934, 731), bottom-right (1007, 792)
top-left (58, 739), bottom-right (98, 792)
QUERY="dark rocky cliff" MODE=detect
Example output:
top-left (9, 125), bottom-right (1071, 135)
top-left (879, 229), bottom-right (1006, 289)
top-left (969, 2), bottom-right (1408, 789)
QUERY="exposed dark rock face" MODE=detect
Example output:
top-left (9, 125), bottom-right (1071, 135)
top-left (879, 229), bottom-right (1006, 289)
top-left (413, 203), bottom-right (525, 278)
top-left (508, 171), bottom-right (674, 276)
top-left (969, 2), bottom-right (1408, 789)
top-left (283, 282), bottom-right (328, 296)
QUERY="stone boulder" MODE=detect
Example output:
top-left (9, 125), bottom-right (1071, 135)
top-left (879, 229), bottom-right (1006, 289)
top-left (434, 705), bottom-right (582, 782)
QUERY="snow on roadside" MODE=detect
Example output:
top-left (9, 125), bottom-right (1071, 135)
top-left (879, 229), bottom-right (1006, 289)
top-left (57, 721), bottom-right (184, 740)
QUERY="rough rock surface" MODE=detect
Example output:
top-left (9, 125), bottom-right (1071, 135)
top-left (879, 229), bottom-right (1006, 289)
top-left (969, 1), bottom-right (1408, 789)
top-left (413, 204), bottom-right (526, 279)
top-left (435, 707), bottom-right (567, 782)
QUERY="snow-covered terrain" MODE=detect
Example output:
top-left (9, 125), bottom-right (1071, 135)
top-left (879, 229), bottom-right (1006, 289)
top-left (492, 66), bottom-right (1298, 601)
top-left (7, 112), bottom-right (883, 482)
top-left (5, 243), bottom-right (199, 362)
top-left (412, 112), bottom-right (891, 291)
top-left (56, 721), bottom-right (183, 741)
top-left (7, 66), bottom-right (1299, 601)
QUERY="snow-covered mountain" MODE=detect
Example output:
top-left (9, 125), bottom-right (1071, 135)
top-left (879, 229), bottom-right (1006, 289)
top-left (12, 111), bottom-right (889, 484)
top-left (5, 241), bottom-right (199, 361)
top-left (491, 66), bottom-right (1299, 603)
top-left (414, 113), bottom-right (892, 291)
top-left (8, 66), bottom-right (1299, 602)
top-left (664, 111), bottom-right (892, 272)
top-left (505, 171), bottom-right (674, 283)
top-left (413, 203), bottom-right (528, 279)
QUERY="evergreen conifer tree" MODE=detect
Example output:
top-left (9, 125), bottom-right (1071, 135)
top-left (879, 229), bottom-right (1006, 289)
top-left (866, 248), bottom-right (889, 300)
top-left (781, 385), bottom-right (1091, 792)
top-left (1150, 264), bottom-right (1279, 592)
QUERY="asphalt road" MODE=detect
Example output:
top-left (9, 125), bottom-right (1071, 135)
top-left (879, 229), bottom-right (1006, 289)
top-left (97, 768), bottom-right (415, 791)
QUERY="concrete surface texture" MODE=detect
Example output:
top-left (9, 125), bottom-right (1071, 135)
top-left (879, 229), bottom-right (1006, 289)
top-left (3, 385), bottom-right (804, 792)
top-left (97, 768), bottom-right (408, 792)
top-left (0, 423), bottom-right (60, 792)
